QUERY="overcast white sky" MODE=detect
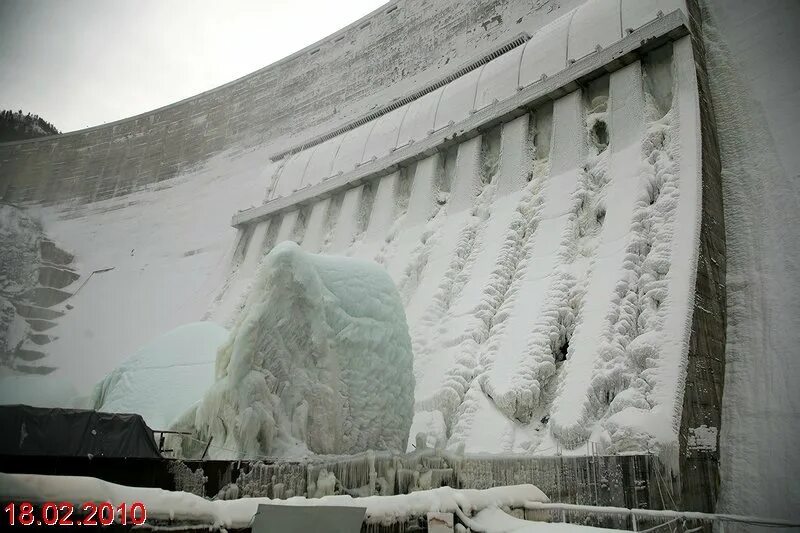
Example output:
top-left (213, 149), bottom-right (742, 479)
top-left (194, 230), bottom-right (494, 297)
top-left (0, 0), bottom-right (387, 133)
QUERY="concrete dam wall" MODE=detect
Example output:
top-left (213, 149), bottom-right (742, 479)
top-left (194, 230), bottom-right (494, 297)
top-left (0, 0), bottom-right (728, 516)
top-left (0, 0), bottom-right (596, 204)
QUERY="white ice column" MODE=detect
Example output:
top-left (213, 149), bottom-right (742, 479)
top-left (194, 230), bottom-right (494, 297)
top-left (450, 90), bottom-right (586, 452)
top-left (655, 36), bottom-right (701, 426)
top-left (364, 171), bottom-right (402, 243)
top-left (404, 153), bottom-right (441, 226)
top-left (494, 114), bottom-right (531, 197)
top-left (550, 61), bottom-right (647, 447)
top-left (401, 135), bottom-right (483, 324)
top-left (549, 92), bottom-right (586, 176)
top-left (329, 185), bottom-right (367, 253)
top-left (355, 171), bottom-right (404, 262)
top-left (385, 154), bottom-right (441, 281)
top-left (447, 135), bottom-right (483, 213)
top-left (301, 198), bottom-right (332, 253)
top-left (240, 219), bottom-right (271, 274)
top-left (275, 209), bottom-right (301, 244)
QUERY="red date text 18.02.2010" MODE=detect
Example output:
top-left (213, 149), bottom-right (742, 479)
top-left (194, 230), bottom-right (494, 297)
top-left (4, 502), bottom-right (146, 526)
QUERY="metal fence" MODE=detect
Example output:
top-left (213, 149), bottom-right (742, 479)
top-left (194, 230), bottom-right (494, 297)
top-left (523, 502), bottom-right (800, 532)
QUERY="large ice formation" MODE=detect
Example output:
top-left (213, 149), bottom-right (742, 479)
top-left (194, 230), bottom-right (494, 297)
top-left (0, 472), bottom-right (548, 530)
top-left (180, 242), bottom-right (414, 459)
top-left (90, 322), bottom-right (228, 429)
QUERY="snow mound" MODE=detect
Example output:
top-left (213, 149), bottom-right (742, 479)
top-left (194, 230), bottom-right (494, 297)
top-left (90, 322), bottom-right (228, 429)
top-left (183, 242), bottom-right (414, 458)
top-left (0, 472), bottom-right (547, 529)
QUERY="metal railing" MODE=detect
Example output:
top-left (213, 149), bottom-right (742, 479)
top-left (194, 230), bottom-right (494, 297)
top-left (523, 502), bottom-right (800, 531)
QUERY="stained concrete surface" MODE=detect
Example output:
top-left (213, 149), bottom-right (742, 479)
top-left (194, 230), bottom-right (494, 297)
top-left (701, 0), bottom-right (800, 526)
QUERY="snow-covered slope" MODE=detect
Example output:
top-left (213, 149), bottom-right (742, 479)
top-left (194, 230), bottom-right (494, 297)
top-left (27, 146), bottom-right (271, 388)
top-left (90, 322), bottom-right (228, 429)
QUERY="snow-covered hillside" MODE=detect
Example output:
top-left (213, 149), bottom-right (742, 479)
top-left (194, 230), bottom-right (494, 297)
top-left (26, 146), bottom-right (271, 387)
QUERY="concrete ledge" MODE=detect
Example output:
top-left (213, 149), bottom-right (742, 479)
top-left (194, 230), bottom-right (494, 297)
top-left (268, 33), bottom-right (533, 162)
top-left (232, 9), bottom-right (689, 228)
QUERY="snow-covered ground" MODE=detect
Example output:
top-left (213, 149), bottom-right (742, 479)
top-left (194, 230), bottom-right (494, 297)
top-left (701, 0), bottom-right (800, 526)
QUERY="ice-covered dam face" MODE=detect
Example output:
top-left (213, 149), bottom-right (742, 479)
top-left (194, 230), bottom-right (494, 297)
top-left (0, 0), bottom-right (716, 475)
top-left (222, 12), bottom-right (703, 460)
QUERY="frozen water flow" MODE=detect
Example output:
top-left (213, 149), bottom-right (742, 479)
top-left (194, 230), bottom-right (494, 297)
top-left (182, 242), bottom-right (414, 459)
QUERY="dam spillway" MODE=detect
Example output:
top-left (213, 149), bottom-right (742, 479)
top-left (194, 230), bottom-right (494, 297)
top-left (0, 0), bottom-right (732, 519)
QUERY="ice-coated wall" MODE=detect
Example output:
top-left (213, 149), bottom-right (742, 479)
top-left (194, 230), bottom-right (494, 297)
top-left (0, 0), bottom-right (703, 457)
top-left (223, 31), bottom-right (704, 471)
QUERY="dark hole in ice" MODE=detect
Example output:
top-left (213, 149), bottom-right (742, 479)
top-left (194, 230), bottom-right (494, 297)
top-left (555, 337), bottom-right (569, 363)
top-left (650, 184), bottom-right (661, 205)
top-left (596, 207), bottom-right (606, 225)
top-left (605, 390), bottom-right (615, 405)
top-left (591, 120), bottom-right (609, 151)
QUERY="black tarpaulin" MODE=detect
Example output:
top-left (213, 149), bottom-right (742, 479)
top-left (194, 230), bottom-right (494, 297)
top-left (0, 405), bottom-right (161, 458)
